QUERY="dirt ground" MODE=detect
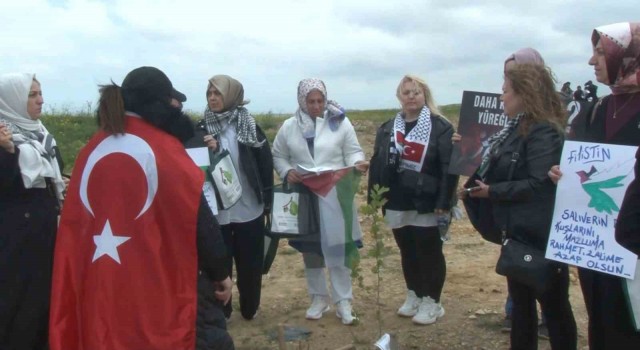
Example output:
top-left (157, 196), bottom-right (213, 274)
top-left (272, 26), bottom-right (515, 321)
top-left (225, 120), bottom-right (589, 350)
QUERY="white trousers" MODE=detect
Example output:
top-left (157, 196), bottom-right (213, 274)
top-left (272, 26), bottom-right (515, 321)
top-left (304, 266), bottom-right (353, 304)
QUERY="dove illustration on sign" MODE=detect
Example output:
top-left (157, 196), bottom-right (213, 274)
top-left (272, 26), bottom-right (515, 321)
top-left (576, 165), bottom-right (626, 214)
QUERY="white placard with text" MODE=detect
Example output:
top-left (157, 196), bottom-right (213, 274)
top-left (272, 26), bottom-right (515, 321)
top-left (546, 141), bottom-right (638, 278)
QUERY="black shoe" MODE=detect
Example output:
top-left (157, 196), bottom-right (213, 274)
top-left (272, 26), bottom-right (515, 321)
top-left (537, 322), bottom-right (549, 340)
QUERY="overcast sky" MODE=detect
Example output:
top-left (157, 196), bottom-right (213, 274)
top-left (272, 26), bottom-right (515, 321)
top-left (0, 0), bottom-right (634, 115)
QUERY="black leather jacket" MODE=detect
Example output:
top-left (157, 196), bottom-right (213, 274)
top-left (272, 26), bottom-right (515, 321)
top-left (486, 122), bottom-right (564, 250)
top-left (368, 114), bottom-right (458, 214)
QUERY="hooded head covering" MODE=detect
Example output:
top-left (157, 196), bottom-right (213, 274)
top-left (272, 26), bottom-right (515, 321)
top-left (295, 78), bottom-right (345, 139)
top-left (0, 73), bottom-right (64, 198)
top-left (297, 78), bottom-right (326, 115)
top-left (504, 47), bottom-right (545, 71)
top-left (591, 22), bottom-right (640, 94)
top-left (0, 73), bottom-right (41, 132)
top-left (208, 75), bottom-right (249, 112)
top-left (203, 75), bottom-right (260, 146)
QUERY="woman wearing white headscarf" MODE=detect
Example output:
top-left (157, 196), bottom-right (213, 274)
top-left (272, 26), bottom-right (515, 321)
top-left (272, 78), bottom-right (368, 325)
top-left (0, 73), bottom-right (65, 349)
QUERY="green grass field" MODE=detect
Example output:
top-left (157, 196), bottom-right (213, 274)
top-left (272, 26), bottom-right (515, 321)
top-left (41, 104), bottom-right (461, 173)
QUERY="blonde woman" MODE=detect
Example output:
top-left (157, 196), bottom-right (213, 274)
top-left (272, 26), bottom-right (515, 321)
top-left (369, 75), bottom-right (458, 325)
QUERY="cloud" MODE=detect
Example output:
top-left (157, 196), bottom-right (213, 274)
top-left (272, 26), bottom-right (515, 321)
top-left (0, 0), bottom-right (634, 114)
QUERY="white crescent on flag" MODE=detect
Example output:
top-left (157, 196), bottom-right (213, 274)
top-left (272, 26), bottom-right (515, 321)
top-left (79, 134), bottom-right (158, 219)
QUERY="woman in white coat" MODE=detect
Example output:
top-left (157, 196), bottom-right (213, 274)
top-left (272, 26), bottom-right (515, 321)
top-left (272, 78), bottom-right (368, 325)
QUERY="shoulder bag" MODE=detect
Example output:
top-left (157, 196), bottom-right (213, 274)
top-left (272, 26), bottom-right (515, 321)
top-left (495, 238), bottom-right (563, 295)
top-left (209, 149), bottom-right (242, 209)
top-left (462, 138), bottom-right (524, 244)
top-left (492, 137), bottom-right (562, 294)
top-left (268, 182), bottom-right (320, 239)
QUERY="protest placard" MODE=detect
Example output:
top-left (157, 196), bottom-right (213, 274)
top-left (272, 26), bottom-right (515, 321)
top-left (546, 141), bottom-right (638, 278)
top-left (448, 91), bottom-right (508, 176)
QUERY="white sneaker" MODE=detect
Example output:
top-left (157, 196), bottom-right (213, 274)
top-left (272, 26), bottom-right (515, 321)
top-left (412, 296), bottom-right (445, 325)
top-left (397, 290), bottom-right (420, 317)
top-left (335, 299), bottom-right (355, 325)
top-left (305, 295), bottom-right (330, 320)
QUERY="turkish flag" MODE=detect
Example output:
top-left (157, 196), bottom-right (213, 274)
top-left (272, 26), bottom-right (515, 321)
top-left (49, 116), bottom-right (204, 350)
top-left (396, 131), bottom-right (427, 164)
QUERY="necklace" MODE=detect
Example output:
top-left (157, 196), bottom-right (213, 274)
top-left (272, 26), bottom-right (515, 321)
top-left (613, 93), bottom-right (638, 119)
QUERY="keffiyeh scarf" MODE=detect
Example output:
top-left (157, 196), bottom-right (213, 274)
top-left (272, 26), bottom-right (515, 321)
top-left (392, 105), bottom-right (432, 171)
top-left (203, 106), bottom-right (261, 147)
top-left (476, 113), bottom-right (523, 180)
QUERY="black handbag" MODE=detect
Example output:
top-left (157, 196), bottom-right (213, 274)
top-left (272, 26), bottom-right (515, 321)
top-left (495, 238), bottom-right (562, 295)
top-left (462, 138), bottom-right (524, 245)
top-left (462, 175), bottom-right (502, 244)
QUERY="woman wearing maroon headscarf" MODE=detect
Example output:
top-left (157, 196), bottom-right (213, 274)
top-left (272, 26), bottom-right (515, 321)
top-left (549, 22), bottom-right (640, 349)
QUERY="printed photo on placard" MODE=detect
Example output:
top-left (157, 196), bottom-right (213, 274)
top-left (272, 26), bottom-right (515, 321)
top-left (449, 91), bottom-right (509, 176)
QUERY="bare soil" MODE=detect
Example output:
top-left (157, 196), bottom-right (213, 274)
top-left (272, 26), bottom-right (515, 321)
top-left (226, 120), bottom-right (589, 350)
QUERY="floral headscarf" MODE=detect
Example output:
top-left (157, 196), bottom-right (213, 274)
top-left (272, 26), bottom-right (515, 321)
top-left (295, 78), bottom-right (345, 139)
top-left (592, 22), bottom-right (640, 94)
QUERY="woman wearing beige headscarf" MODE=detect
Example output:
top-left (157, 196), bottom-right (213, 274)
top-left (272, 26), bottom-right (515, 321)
top-left (190, 75), bottom-right (273, 321)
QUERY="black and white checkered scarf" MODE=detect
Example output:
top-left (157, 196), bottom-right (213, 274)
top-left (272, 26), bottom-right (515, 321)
top-left (392, 105), bottom-right (432, 171)
top-left (476, 113), bottom-right (523, 179)
top-left (203, 106), bottom-right (261, 147)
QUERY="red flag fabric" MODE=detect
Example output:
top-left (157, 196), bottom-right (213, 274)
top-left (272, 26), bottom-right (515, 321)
top-left (396, 131), bottom-right (426, 164)
top-left (49, 116), bottom-right (204, 350)
top-left (302, 167), bottom-right (353, 197)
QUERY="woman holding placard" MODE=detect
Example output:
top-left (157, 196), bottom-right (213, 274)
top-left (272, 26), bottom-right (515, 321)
top-left (549, 22), bottom-right (640, 349)
top-left (197, 74), bottom-right (274, 321)
top-left (272, 78), bottom-right (368, 325)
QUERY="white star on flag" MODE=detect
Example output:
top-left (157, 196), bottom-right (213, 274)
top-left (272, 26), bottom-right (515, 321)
top-left (92, 220), bottom-right (131, 264)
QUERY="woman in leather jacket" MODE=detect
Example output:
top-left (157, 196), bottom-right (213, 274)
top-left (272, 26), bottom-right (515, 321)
top-left (369, 75), bottom-right (458, 325)
top-left (462, 64), bottom-right (576, 350)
